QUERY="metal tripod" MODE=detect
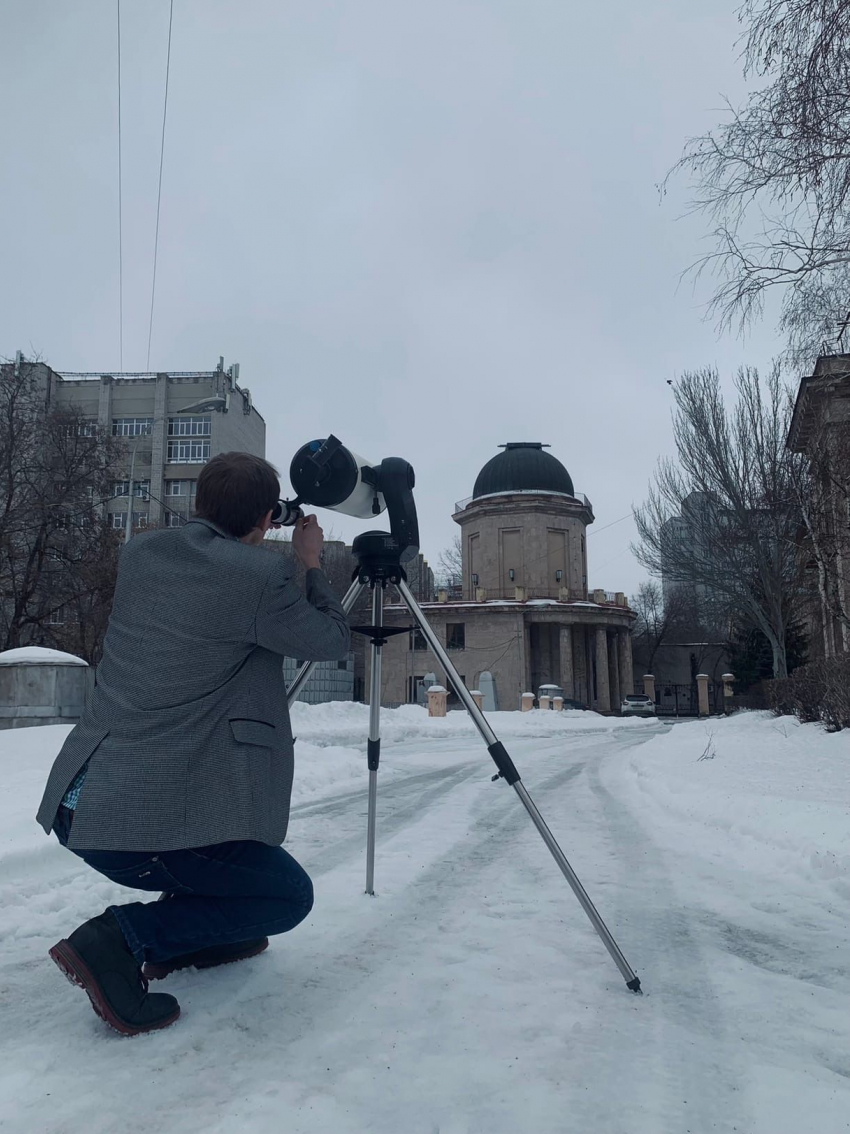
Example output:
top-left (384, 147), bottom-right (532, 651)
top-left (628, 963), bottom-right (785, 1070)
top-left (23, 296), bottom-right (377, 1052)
top-left (286, 547), bottom-right (642, 993)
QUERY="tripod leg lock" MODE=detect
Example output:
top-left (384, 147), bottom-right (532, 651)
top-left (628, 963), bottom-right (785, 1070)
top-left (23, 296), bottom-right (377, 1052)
top-left (367, 739), bottom-right (380, 771)
top-left (487, 741), bottom-right (520, 786)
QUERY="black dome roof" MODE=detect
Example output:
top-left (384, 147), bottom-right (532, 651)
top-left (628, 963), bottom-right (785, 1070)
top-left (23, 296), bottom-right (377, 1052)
top-left (472, 443), bottom-right (574, 499)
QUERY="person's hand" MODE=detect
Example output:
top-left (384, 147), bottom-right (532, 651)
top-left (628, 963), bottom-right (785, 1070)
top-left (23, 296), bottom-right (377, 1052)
top-left (292, 514), bottom-right (324, 571)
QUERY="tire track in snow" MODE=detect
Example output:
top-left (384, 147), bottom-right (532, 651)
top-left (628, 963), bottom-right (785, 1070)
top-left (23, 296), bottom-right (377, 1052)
top-left (581, 731), bottom-right (749, 1134)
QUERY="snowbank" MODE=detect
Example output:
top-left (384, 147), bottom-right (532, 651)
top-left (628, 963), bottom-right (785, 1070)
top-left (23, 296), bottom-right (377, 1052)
top-left (0, 646), bottom-right (88, 666)
top-left (290, 698), bottom-right (655, 750)
top-left (600, 710), bottom-right (850, 901)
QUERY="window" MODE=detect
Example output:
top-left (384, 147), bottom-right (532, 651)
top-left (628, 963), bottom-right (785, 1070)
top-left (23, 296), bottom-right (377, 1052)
top-left (107, 513), bottom-right (126, 530)
top-left (167, 438), bottom-right (210, 463)
top-left (112, 418), bottom-right (153, 437)
top-left (337, 659), bottom-right (348, 670)
top-left (113, 480), bottom-right (150, 499)
top-left (134, 513), bottom-right (148, 529)
top-left (446, 623), bottom-right (465, 651)
top-left (68, 421), bottom-right (98, 437)
top-left (168, 415), bottom-right (211, 437)
top-left (48, 608), bottom-right (65, 625)
top-left (409, 629), bottom-right (428, 651)
top-left (166, 480), bottom-right (186, 496)
top-left (166, 513), bottom-right (183, 528)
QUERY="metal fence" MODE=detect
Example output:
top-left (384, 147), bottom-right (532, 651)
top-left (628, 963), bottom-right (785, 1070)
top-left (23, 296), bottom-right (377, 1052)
top-left (635, 679), bottom-right (724, 717)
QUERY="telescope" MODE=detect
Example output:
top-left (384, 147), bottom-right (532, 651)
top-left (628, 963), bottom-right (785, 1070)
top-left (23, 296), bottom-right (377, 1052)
top-left (282, 435), bottom-right (642, 994)
top-left (272, 436), bottom-right (419, 564)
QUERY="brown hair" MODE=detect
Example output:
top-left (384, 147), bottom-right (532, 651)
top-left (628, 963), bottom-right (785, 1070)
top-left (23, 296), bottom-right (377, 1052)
top-left (195, 452), bottom-right (280, 538)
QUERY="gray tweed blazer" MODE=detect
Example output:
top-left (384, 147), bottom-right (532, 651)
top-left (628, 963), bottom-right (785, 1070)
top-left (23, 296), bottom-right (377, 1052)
top-left (36, 518), bottom-right (350, 851)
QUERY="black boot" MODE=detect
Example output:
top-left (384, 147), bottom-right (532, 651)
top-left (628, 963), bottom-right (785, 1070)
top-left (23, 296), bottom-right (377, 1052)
top-left (50, 911), bottom-right (180, 1036)
top-left (143, 937), bottom-right (269, 980)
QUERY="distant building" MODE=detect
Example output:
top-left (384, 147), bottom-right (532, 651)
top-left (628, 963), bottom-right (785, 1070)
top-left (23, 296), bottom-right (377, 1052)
top-left (660, 491), bottom-right (727, 624)
top-left (377, 442), bottom-right (635, 712)
top-left (19, 355), bottom-right (264, 529)
top-left (788, 352), bottom-right (850, 658)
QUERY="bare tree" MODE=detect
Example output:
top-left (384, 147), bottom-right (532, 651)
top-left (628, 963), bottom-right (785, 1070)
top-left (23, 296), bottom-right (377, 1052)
top-left (630, 581), bottom-right (691, 673)
top-left (0, 357), bottom-right (122, 656)
top-left (436, 533), bottom-right (462, 588)
top-left (633, 367), bottom-right (806, 677)
top-left (668, 0), bottom-right (850, 363)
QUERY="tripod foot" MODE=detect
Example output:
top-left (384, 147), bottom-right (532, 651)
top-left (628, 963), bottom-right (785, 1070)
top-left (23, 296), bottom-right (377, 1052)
top-left (626, 976), bottom-right (642, 994)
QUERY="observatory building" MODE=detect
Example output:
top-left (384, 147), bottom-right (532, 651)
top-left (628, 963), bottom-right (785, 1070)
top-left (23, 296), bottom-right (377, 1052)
top-left (379, 442), bottom-right (635, 711)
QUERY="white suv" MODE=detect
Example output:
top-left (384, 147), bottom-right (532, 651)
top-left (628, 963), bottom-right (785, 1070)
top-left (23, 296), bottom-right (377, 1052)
top-left (621, 693), bottom-right (655, 717)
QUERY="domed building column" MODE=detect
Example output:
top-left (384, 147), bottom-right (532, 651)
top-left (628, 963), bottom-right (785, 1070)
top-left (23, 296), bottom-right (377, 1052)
top-left (594, 626), bottom-right (611, 712)
top-left (609, 631), bottom-right (621, 714)
top-left (618, 627), bottom-right (633, 697)
top-left (559, 625), bottom-right (574, 700)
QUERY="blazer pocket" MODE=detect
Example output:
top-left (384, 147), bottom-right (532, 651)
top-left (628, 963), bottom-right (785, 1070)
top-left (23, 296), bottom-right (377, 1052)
top-left (229, 718), bottom-right (276, 747)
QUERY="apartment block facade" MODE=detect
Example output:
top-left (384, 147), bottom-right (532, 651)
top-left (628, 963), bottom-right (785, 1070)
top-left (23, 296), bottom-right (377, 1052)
top-left (49, 359), bottom-right (264, 528)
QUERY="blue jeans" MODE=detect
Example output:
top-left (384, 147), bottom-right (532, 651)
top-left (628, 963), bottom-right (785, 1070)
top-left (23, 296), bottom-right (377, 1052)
top-left (53, 807), bottom-right (314, 965)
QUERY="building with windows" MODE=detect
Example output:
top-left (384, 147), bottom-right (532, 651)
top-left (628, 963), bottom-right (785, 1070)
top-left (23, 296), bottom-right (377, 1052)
top-left (788, 351), bottom-right (850, 658)
top-left (46, 357), bottom-right (264, 529)
top-left (376, 442), bottom-right (635, 712)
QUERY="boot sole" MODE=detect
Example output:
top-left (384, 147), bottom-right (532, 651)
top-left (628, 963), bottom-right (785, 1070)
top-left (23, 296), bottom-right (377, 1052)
top-left (49, 941), bottom-right (181, 1037)
top-left (143, 937), bottom-right (269, 981)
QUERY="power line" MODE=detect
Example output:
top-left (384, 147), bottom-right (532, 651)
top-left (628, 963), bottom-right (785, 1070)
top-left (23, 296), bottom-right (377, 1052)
top-left (587, 510), bottom-right (634, 536)
top-left (117, 0), bottom-right (124, 370)
top-left (146, 0), bottom-right (174, 370)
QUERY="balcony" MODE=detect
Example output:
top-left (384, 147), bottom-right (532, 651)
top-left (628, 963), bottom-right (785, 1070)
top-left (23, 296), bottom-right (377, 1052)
top-left (454, 489), bottom-right (592, 514)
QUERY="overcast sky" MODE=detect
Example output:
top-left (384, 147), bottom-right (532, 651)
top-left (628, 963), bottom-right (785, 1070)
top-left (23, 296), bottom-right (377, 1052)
top-left (0, 0), bottom-right (781, 594)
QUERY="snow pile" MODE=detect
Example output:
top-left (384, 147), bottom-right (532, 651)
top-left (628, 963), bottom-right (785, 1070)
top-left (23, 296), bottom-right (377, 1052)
top-left (290, 698), bottom-right (655, 750)
top-left (600, 711), bottom-right (850, 901)
top-left (0, 646), bottom-right (88, 666)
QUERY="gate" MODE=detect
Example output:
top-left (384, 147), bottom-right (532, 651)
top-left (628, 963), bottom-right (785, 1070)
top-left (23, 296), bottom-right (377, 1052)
top-left (635, 680), bottom-right (723, 717)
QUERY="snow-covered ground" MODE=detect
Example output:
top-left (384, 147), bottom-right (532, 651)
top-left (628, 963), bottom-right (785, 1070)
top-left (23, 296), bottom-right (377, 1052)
top-left (1, 707), bottom-right (848, 1133)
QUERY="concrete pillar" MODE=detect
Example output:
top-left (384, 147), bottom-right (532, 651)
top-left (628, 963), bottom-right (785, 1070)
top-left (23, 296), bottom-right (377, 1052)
top-left (539, 695), bottom-right (550, 711)
top-left (552, 696), bottom-right (564, 711)
top-left (559, 625), bottom-right (574, 700)
top-left (721, 673), bottom-right (735, 714)
top-left (609, 632), bottom-right (621, 714)
top-left (696, 673), bottom-right (710, 717)
top-left (618, 628), bottom-right (633, 697)
top-left (584, 627), bottom-right (593, 707)
top-left (642, 674), bottom-right (656, 703)
top-left (428, 685), bottom-right (447, 717)
top-left (521, 692), bottom-right (534, 712)
top-left (594, 626), bottom-right (611, 713)
top-left (470, 690), bottom-right (484, 711)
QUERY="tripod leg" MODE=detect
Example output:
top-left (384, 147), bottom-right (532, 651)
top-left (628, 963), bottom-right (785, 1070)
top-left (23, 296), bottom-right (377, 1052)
top-left (286, 579), bottom-right (364, 707)
top-left (396, 579), bottom-right (641, 993)
top-left (365, 584), bottom-right (383, 895)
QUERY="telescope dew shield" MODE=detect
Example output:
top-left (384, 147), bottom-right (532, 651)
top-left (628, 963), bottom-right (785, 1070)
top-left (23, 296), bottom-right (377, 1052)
top-left (289, 438), bottom-right (386, 520)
